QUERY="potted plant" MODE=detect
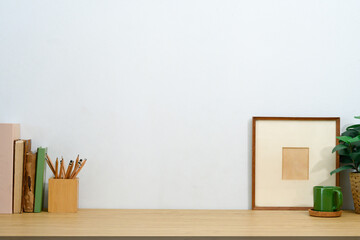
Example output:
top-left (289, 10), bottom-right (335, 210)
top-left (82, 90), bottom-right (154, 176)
top-left (331, 116), bottom-right (360, 213)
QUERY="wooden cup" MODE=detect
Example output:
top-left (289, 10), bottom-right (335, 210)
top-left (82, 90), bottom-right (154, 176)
top-left (48, 178), bottom-right (79, 213)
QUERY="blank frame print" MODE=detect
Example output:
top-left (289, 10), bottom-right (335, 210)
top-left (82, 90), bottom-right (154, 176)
top-left (252, 117), bottom-right (340, 210)
top-left (282, 147), bottom-right (309, 180)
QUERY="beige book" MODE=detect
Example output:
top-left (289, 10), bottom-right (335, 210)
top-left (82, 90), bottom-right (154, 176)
top-left (13, 140), bottom-right (24, 213)
top-left (0, 124), bottom-right (20, 214)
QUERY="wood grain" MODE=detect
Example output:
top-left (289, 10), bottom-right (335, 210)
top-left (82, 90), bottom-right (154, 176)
top-left (48, 178), bottom-right (78, 213)
top-left (0, 209), bottom-right (359, 236)
top-left (336, 118), bottom-right (340, 186)
top-left (309, 209), bottom-right (343, 217)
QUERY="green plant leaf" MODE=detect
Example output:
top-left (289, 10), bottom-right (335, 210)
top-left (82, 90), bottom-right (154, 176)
top-left (351, 141), bottom-right (360, 147)
top-left (355, 116), bottom-right (360, 119)
top-left (352, 128), bottom-right (360, 133)
top-left (349, 136), bottom-right (360, 143)
top-left (346, 124), bottom-right (360, 131)
top-left (340, 156), bottom-right (353, 164)
top-left (330, 165), bottom-right (354, 175)
top-left (332, 144), bottom-right (348, 153)
top-left (350, 152), bottom-right (360, 164)
top-left (338, 148), bottom-right (350, 156)
top-left (337, 136), bottom-right (353, 143)
top-left (342, 129), bottom-right (360, 137)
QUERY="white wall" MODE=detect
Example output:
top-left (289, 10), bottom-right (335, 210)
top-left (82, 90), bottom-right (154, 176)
top-left (1, 0), bottom-right (359, 209)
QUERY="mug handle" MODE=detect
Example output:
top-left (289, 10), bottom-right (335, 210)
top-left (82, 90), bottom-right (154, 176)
top-left (333, 189), bottom-right (343, 211)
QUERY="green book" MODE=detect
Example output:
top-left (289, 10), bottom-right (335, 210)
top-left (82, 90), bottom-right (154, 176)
top-left (34, 147), bottom-right (47, 213)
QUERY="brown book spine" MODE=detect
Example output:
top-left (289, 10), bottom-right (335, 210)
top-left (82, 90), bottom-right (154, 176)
top-left (21, 140), bottom-right (31, 213)
top-left (23, 150), bottom-right (36, 212)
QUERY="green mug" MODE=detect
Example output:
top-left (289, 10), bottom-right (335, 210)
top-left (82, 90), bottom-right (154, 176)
top-left (313, 186), bottom-right (343, 212)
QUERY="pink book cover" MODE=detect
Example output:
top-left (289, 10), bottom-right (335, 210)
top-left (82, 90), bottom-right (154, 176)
top-left (0, 124), bottom-right (20, 214)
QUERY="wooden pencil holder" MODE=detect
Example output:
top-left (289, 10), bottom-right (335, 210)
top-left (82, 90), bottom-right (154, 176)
top-left (48, 178), bottom-right (79, 213)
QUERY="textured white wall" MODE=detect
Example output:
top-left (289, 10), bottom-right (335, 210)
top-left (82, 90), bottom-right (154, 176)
top-left (0, 0), bottom-right (359, 209)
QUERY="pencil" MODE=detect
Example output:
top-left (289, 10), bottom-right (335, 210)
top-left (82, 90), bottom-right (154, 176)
top-left (70, 162), bottom-right (80, 179)
top-left (46, 157), bottom-right (56, 176)
top-left (71, 159), bottom-right (87, 179)
top-left (60, 159), bottom-right (64, 179)
top-left (74, 154), bottom-right (80, 169)
top-left (71, 155), bottom-right (79, 176)
top-left (65, 160), bottom-right (74, 179)
top-left (61, 159), bottom-right (66, 178)
top-left (55, 158), bottom-right (59, 179)
top-left (46, 154), bottom-right (56, 175)
top-left (59, 160), bottom-right (62, 179)
top-left (72, 157), bottom-right (81, 176)
top-left (70, 159), bottom-right (82, 179)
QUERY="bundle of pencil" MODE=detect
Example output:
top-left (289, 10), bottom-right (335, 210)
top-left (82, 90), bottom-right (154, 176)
top-left (46, 154), bottom-right (87, 179)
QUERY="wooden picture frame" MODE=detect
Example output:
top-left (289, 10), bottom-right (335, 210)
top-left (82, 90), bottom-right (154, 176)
top-left (252, 117), bottom-right (340, 210)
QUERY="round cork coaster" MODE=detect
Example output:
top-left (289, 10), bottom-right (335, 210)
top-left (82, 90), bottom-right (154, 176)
top-left (309, 209), bottom-right (342, 217)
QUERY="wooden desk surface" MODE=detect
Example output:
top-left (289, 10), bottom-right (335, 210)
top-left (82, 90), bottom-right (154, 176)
top-left (0, 209), bottom-right (360, 237)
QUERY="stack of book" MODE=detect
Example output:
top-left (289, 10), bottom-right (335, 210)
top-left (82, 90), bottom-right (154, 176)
top-left (0, 124), bottom-right (47, 214)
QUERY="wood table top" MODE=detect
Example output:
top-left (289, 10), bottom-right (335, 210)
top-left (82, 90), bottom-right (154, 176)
top-left (0, 209), bottom-right (359, 237)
